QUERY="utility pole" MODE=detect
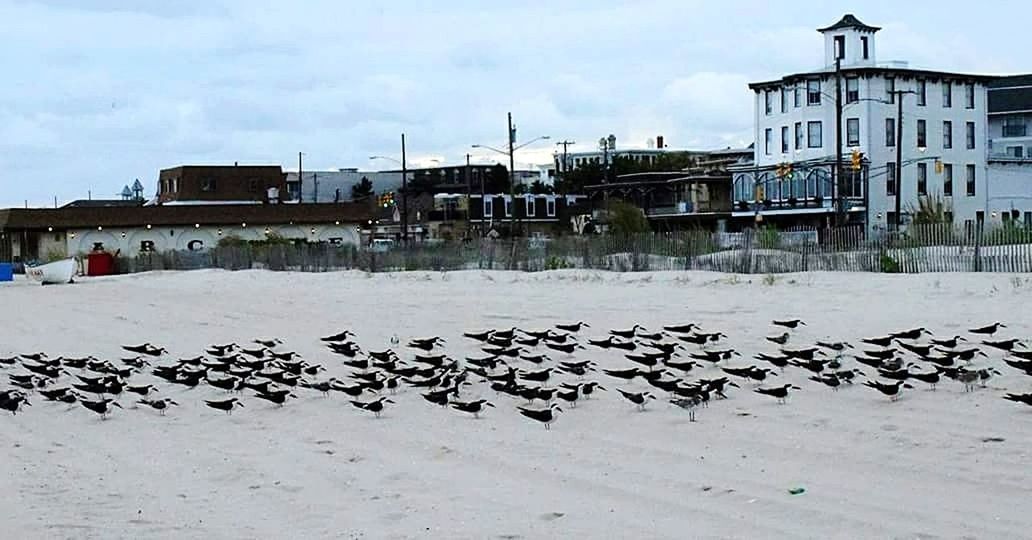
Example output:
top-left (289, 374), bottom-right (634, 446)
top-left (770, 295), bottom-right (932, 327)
top-left (465, 153), bottom-right (472, 232)
top-left (507, 112), bottom-right (517, 235)
top-left (555, 140), bottom-right (575, 186)
top-left (893, 90), bottom-right (905, 233)
top-left (834, 57), bottom-right (845, 225)
top-left (298, 152), bottom-right (303, 203)
top-left (401, 133), bottom-right (408, 245)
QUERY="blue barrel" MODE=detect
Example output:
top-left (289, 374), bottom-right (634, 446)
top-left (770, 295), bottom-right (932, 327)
top-left (0, 263), bottom-right (12, 282)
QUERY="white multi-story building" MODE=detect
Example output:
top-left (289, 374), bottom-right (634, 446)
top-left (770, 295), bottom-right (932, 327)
top-left (736, 14), bottom-right (997, 231)
top-left (987, 76), bottom-right (1032, 227)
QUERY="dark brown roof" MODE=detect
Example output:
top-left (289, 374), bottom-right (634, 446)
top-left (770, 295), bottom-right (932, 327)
top-left (818, 14), bottom-right (880, 33)
top-left (0, 202), bottom-right (375, 231)
top-left (61, 199), bottom-right (144, 209)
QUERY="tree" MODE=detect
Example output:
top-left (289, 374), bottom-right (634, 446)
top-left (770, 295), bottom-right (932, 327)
top-left (529, 180), bottom-right (553, 195)
top-left (606, 200), bottom-right (651, 235)
top-left (351, 176), bottom-right (374, 201)
top-left (555, 162), bottom-right (602, 195)
top-left (483, 164), bottom-right (510, 194)
top-left (907, 194), bottom-right (953, 225)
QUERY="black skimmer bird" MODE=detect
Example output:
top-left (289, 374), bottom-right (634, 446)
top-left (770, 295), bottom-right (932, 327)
top-left (520, 368), bottom-right (552, 383)
top-left (253, 391), bottom-right (297, 407)
top-left (781, 347), bottom-right (824, 361)
top-left (755, 353), bottom-right (791, 371)
top-left (556, 386), bottom-right (580, 407)
top-left (122, 344), bottom-right (166, 357)
top-left (906, 367), bottom-right (940, 390)
top-left (766, 333), bottom-right (790, 345)
top-left (772, 319), bottom-right (806, 329)
top-left (408, 337), bottom-right (445, 351)
top-left (138, 398), bottom-right (178, 415)
top-left (930, 336), bottom-right (966, 349)
top-left (663, 323), bottom-right (697, 334)
top-left (20, 352), bottom-right (48, 362)
top-left (864, 348), bottom-right (898, 360)
top-left (515, 336), bottom-right (540, 347)
top-left (204, 397), bottom-right (244, 414)
top-left (616, 389), bottom-right (656, 411)
top-left (876, 367), bottom-right (911, 381)
top-left (603, 368), bottom-right (641, 380)
top-left (545, 342), bottom-right (584, 355)
top-left (487, 335), bottom-right (514, 347)
top-left (969, 322), bottom-right (1006, 336)
top-left (555, 322), bottom-right (589, 333)
top-left (636, 330), bottom-right (665, 341)
top-left (861, 336), bottom-right (894, 348)
top-left (754, 384), bottom-right (801, 404)
top-left (983, 339), bottom-right (1021, 352)
top-left (492, 328), bottom-right (517, 340)
top-left (625, 354), bottom-right (660, 371)
top-left (518, 403), bottom-right (562, 429)
top-left (890, 328), bottom-right (932, 340)
top-left (790, 358), bottom-right (830, 374)
top-left (662, 359), bottom-right (699, 373)
top-left (125, 384), bottom-right (157, 397)
top-left (809, 373), bottom-right (842, 390)
top-left (321, 330), bottom-right (355, 342)
top-left (350, 397), bottom-right (394, 418)
top-left (834, 369), bottom-right (864, 384)
top-left (0, 391), bottom-right (30, 415)
top-left (610, 325), bottom-right (645, 339)
top-left (1004, 358), bottom-right (1032, 376)
top-left (816, 341), bottom-right (853, 352)
top-left (463, 330), bottom-right (494, 342)
top-left (79, 398), bottom-right (122, 419)
top-left (270, 351), bottom-right (302, 361)
top-left (451, 399), bottom-right (494, 418)
top-left (254, 338), bottom-right (283, 348)
top-left (1003, 393), bottom-right (1032, 407)
top-left (897, 342), bottom-right (933, 357)
top-left (941, 348), bottom-right (986, 361)
top-left (863, 380), bottom-right (912, 401)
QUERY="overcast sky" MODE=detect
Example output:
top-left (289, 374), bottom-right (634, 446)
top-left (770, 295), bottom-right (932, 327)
top-left (1, 0), bottom-right (1025, 206)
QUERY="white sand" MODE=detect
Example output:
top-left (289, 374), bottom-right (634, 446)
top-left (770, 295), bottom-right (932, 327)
top-left (2, 269), bottom-right (1032, 539)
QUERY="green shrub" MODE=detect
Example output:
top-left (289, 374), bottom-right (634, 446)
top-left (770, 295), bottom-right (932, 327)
top-left (880, 253), bottom-right (900, 273)
top-left (756, 226), bottom-right (781, 249)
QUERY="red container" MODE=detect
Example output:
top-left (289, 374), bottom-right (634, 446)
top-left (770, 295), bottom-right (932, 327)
top-left (87, 252), bottom-right (115, 276)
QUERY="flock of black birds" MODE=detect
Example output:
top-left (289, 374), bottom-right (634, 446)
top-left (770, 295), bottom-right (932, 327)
top-left (2, 319), bottom-right (1032, 429)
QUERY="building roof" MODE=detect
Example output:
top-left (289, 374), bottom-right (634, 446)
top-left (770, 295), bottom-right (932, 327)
top-left (817, 14), bottom-right (881, 34)
top-left (0, 202), bottom-right (375, 231)
top-left (749, 66), bottom-right (1000, 91)
top-left (61, 199), bottom-right (144, 209)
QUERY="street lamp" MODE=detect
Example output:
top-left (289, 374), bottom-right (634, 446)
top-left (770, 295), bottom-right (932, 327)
top-left (472, 117), bottom-right (550, 236)
top-left (369, 134), bottom-right (409, 244)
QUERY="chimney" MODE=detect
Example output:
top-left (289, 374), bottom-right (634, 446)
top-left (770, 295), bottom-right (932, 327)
top-left (234, 161), bottom-right (239, 167)
top-left (656, 136), bottom-right (665, 149)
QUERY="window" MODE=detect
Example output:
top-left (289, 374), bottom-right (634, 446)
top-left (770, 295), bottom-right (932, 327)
top-left (943, 121), bottom-right (953, 149)
top-left (966, 122), bottom-right (976, 149)
top-left (846, 78), bottom-right (859, 104)
top-left (793, 85), bottom-right (801, 108)
top-left (834, 35), bottom-right (845, 60)
top-left (942, 82), bottom-right (952, 108)
top-left (846, 118), bottom-right (860, 147)
top-left (780, 87), bottom-right (788, 113)
top-left (765, 91), bottom-right (773, 115)
top-left (1025, 212), bottom-right (1032, 228)
top-left (201, 178), bottom-right (216, 192)
top-left (943, 164), bottom-right (953, 196)
top-left (807, 80), bottom-right (821, 105)
top-left (483, 198), bottom-right (493, 218)
top-left (976, 210), bottom-right (985, 225)
top-left (781, 126), bottom-right (789, 154)
top-left (886, 163), bottom-right (897, 196)
top-left (944, 211), bottom-right (953, 224)
top-left (966, 164), bottom-right (976, 196)
top-left (887, 212), bottom-right (897, 228)
top-left (794, 122), bottom-right (804, 150)
top-left (917, 163), bottom-right (927, 196)
top-left (861, 36), bottom-right (869, 59)
top-left (965, 83), bottom-right (975, 109)
top-left (917, 119), bottom-right (927, 148)
top-left (504, 197), bottom-right (512, 216)
top-left (886, 77), bottom-right (896, 103)
top-left (1007, 146), bottom-right (1025, 158)
top-left (1003, 211), bottom-right (1011, 224)
top-left (917, 80), bottom-right (927, 106)
top-left (807, 121), bottom-right (822, 148)
top-left (764, 128), bottom-right (772, 155)
top-left (248, 179), bottom-right (258, 193)
top-left (525, 196), bottom-right (536, 217)
top-left (1002, 117), bottom-right (1026, 138)
top-left (546, 198), bottom-right (556, 217)
top-left (886, 118), bottom-right (896, 147)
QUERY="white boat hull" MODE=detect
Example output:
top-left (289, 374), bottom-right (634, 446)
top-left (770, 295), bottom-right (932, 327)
top-left (26, 258), bottom-right (77, 285)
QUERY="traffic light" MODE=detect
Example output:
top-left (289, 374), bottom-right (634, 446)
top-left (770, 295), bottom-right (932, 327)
top-left (775, 162), bottom-right (793, 178)
top-left (935, 160), bottom-right (944, 174)
top-left (378, 192), bottom-right (396, 208)
top-left (851, 149), bottom-right (863, 171)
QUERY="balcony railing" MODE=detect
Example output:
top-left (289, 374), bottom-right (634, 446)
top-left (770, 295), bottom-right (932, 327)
top-left (646, 201), bottom-right (729, 217)
top-left (1002, 125), bottom-right (1028, 138)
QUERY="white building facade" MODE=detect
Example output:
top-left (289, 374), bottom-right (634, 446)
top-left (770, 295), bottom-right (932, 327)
top-left (739, 14), bottom-right (996, 231)
top-left (987, 75), bottom-right (1032, 227)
